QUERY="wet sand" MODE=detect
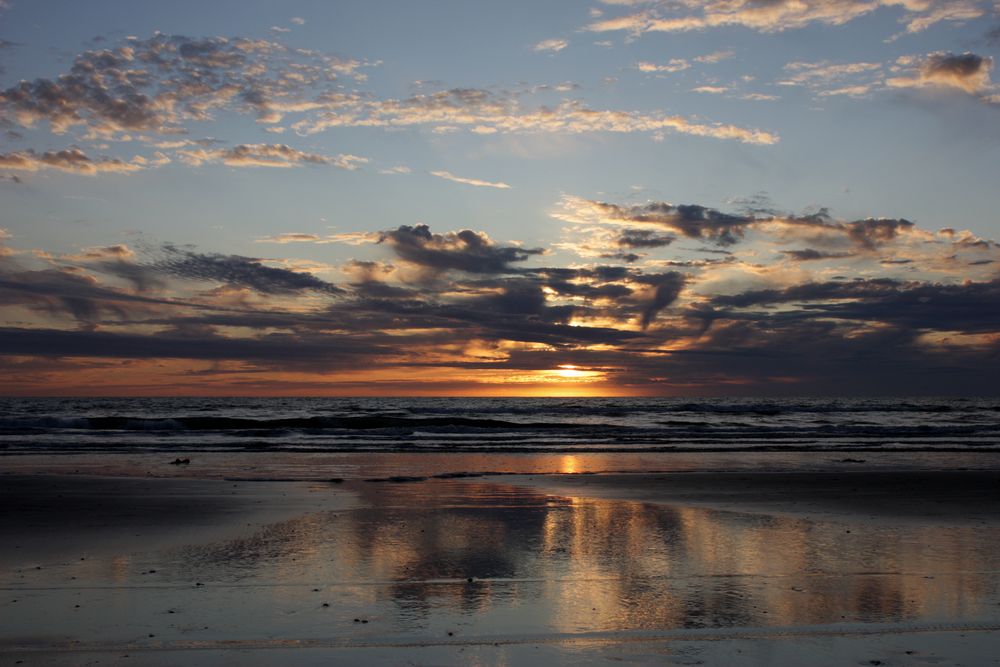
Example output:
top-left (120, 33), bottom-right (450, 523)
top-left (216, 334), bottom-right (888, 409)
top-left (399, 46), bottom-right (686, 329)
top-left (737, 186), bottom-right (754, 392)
top-left (505, 469), bottom-right (1000, 524)
top-left (1, 475), bottom-right (361, 568)
top-left (2, 470), bottom-right (999, 666)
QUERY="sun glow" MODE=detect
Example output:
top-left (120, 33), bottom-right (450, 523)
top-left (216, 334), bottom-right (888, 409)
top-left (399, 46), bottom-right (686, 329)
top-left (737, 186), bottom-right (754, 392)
top-left (553, 364), bottom-right (596, 379)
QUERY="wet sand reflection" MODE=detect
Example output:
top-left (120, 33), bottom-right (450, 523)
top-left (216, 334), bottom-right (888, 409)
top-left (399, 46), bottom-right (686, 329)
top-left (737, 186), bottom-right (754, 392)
top-left (164, 478), bottom-right (1000, 636)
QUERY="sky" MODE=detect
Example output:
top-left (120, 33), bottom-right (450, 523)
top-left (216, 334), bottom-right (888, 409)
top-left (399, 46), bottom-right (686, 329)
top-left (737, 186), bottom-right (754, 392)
top-left (1, 0), bottom-right (999, 396)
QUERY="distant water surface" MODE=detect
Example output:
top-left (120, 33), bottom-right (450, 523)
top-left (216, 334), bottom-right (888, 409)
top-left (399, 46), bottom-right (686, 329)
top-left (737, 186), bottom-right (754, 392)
top-left (1, 397), bottom-right (997, 455)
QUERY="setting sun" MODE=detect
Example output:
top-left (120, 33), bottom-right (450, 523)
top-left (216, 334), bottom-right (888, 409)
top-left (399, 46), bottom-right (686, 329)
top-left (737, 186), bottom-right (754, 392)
top-left (553, 365), bottom-right (600, 380)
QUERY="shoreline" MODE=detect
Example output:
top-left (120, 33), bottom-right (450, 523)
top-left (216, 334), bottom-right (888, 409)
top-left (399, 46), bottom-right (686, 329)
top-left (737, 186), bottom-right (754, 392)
top-left (2, 449), bottom-right (999, 483)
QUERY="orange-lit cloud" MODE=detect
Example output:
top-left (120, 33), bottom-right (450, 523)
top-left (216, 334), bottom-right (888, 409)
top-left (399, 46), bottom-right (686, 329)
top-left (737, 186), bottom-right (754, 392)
top-left (1, 194), bottom-right (999, 395)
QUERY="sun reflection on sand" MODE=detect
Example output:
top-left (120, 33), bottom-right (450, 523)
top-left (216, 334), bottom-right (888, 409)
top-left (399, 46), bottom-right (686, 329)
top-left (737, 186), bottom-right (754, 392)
top-left (146, 479), bottom-right (1000, 635)
top-left (5, 476), bottom-right (1000, 655)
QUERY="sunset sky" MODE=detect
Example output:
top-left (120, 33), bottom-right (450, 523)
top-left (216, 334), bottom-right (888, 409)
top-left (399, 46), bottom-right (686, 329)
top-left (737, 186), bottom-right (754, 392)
top-left (1, 0), bottom-right (999, 396)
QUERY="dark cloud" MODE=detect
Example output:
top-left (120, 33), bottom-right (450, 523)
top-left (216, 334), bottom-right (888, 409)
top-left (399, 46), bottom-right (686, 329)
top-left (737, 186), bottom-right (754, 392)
top-left (378, 225), bottom-right (544, 274)
top-left (1, 206), bottom-right (999, 394)
top-left (559, 197), bottom-right (922, 252)
top-left (925, 52), bottom-right (989, 78)
top-left (338, 291), bottom-right (639, 348)
top-left (659, 257), bottom-right (735, 268)
top-left (639, 272), bottom-right (686, 329)
top-left (782, 249), bottom-right (854, 261)
top-left (0, 326), bottom-right (393, 368)
top-left (711, 278), bottom-right (1000, 335)
top-left (97, 259), bottom-right (166, 293)
top-left (0, 34), bottom-right (368, 137)
top-left (0, 148), bottom-right (142, 174)
top-left (617, 230), bottom-right (676, 248)
top-left (600, 251), bottom-right (642, 263)
top-left (611, 320), bottom-right (990, 396)
top-left (711, 278), bottom-right (905, 308)
top-left (153, 244), bottom-right (344, 295)
top-left (888, 51), bottom-right (995, 95)
top-left (0, 53), bottom-right (161, 134)
top-left (845, 218), bottom-right (914, 250)
top-left (544, 278), bottom-right (632, 300)
top-left (605, 201), bottom-right (755, 245)
top-left (0, 265), bottom-right (173, 324)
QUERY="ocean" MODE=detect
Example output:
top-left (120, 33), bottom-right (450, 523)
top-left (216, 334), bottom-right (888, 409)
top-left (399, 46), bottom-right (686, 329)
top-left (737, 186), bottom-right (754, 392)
top-left (2, 396), bottom-right (998, 455)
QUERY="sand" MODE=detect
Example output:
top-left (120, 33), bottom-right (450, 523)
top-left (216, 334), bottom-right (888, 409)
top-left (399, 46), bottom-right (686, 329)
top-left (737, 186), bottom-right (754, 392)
top-left (503, 469), bottom-right (1000, 523)
top-left (2, 468), bottom-right (999, 666)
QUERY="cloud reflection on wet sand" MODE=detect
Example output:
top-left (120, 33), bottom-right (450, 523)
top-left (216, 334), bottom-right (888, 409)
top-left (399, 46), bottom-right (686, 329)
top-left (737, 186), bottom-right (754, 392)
top-left (3, 477), bottom-right (999, 662)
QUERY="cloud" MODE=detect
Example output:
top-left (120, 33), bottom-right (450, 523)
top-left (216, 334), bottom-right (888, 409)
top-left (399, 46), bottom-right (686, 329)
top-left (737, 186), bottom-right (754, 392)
top-left (693, 85), bottom-right (730, 94)
top-left (639, 272), bottom-right (685, 329)
top-left (0, 326), bottom-right (393, 367)
top-left (1, 31), bottom-right (778, 177)
top-left (534, 38), bottom-right (568, 52)
top-left (554, 196), bottom-right (757, 245)
top-left (0, 256), bottom-right (184, 324)
top-left (901, 1), bottom-right (984, 34)
top-left (617, 230), bottom-right (676, 248)
top-left (255, 233), bottom-right (323, 244)
top-left (377, 224), bottom-right (544, 274)
top-left (777, 52), bottom-right (997, 102)
top-left (887, 52), bottom-right (995, 95)
top-left (694, 50), bottom-right (735, 64)
top-left (153, 244), bottom-right (344, 295)
top-left (291, 87), bottom-right (779, 145)
top-left (781, 61), bottom-right (882, 85)
top-left (777, 60), bottom-right (883, 98)
top-left (844, 218), bottom-right (914, 249)
top-left (178, 144), bottom-right (367, 169)
top-left (0, 148), bottom-right (147, 175)
top-left (2, 193), bottom-right (998, 394)
top-left (817, 85), bottom-right (874, 97)
top-left (709, 278), bottom-right (1000, 336)
top-left (0, 33), bottom-right (373, 139)
top-left (636, 59), bottom-right (690, 73)
top-left (430, 170), bottom-right (511, 189)
top-left (781, 249), bottom-right (855, 261)
top-left (67, 244), bottom-right (135, 261)
top-left (586, 0), bottom-right (986, 36)
top-left (554, 196), bottom-right (928, 255)
top-left (379, 165), bottom-right (412, 175)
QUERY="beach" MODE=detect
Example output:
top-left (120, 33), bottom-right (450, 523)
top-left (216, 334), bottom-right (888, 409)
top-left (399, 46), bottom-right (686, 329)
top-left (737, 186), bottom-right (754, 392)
top-left (4, 0), bottom-right (1000, 661)
top-left (3, 463), bottom-right (999, 666)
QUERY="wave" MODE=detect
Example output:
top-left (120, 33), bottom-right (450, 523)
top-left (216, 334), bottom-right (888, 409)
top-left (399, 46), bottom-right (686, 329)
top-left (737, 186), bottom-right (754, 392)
top-left (1, 397), bottom-right (997, 455)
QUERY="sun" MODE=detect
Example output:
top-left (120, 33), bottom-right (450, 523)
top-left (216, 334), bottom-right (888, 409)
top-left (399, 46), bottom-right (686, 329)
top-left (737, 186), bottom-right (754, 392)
top-left (553, 364), bottom-right (597, 379)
